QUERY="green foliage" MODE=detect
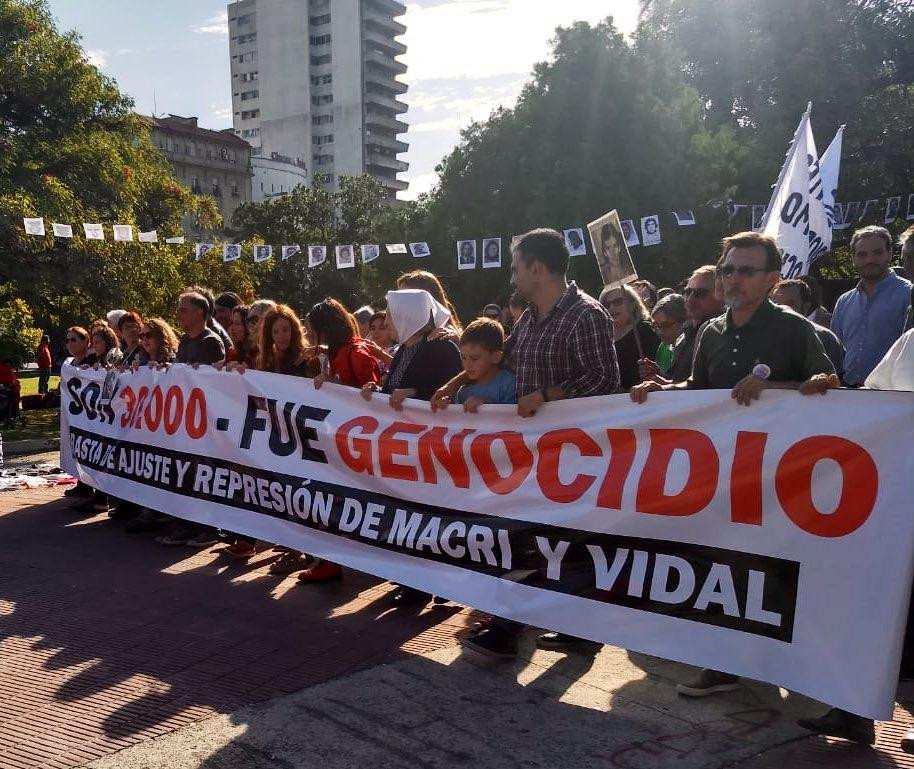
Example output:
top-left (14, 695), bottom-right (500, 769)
top-left (416, 1), bottom-right (914, 317)
top-left (0, 293), bottom-right (42, 366)
top-left (231, 175), bottom-right (420, 314)
top-left (0, 0), bottom-right (256, 339)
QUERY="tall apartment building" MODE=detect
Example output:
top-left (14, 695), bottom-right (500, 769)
top-left (227, 0), bottom-right (409, 201)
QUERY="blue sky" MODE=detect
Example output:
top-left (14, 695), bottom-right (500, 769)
top-left (46, 1), bottom-right (639, 198)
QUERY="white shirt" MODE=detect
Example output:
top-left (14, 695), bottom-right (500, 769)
top-left (864, 329), bottom-right (914, 391)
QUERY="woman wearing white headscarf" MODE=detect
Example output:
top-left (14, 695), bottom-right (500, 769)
top-left (362, 289), bottom-right (463, 411)
top-left (361, 289), bottom-right (463, 606)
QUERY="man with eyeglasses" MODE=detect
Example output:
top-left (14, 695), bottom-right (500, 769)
top-left (640, 265), bottom-right (724, 384)
top-left (631, 231), bottom-right (835, 697)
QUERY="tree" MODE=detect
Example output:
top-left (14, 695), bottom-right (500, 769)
top-left (0, 290), bottom-right (42, 366)
top-left (0, 0), bottom-right (256, 339)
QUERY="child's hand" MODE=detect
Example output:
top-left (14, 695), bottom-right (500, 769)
top-left (430, 391), bottom-right (451, 411)
top-left (463, 396), bottom-right (488, 413)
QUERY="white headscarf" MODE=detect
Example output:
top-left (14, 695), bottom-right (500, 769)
top-left (386, 289), bottom-right (450, 344)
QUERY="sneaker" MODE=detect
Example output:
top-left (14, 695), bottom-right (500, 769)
top-left (125, 509), bottom-right (160, 533)
top-left (155, 527), bottom-right (195, 546)
top-left (676, 669), bottom-right (741, 697)
top-left (536, 632), bottom-right (602, 652)
top-left (186, 531), bottom-right (218, 548)
top-left (462, 626), bottom-right (518, 659)
top-left (902, 727), bottom-right (914, 753)
top-left (797, 708), bottom-right (875, 745)
top-left (297, 561), bottom-right (343, 582)
top-left (390, 585), bottom-right (430, 606)
top-left (222, 541), bottom-right (257, 559)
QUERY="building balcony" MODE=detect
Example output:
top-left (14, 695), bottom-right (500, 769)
top-left (365, 68), bottom-right (408, 95)
top-left (365, 111), bottom-right (408, 134)
top-left (367, 151), bottom-right (409, 173)
top-left (366, 0), bottom-right (407, 18)
top-left (363, 9), bottom-right (406, 36)
top-left (363, 27), bottom-right (407, 56)
top-left (364, 90), bottom-right (408, 115)
top-left (366, 133), bottom-right (409, 153)
top-left (363, 48), bottom-right (407, 75)
top-left (372, 174), bottom-right (408, 192)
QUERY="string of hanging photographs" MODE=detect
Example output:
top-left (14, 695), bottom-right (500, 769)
top-left (20, 192), bottom-right (914, 270)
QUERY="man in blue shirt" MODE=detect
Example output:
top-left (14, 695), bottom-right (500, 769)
top-left (831, 225), bottom-right (911, 386)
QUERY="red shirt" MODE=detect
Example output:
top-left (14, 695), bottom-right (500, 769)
top-left (36, 343), bottom-right (52, 369)
top-left (0, 363), bottom-right (18, 387)
top-left (330, 339), bottom-right (382, 388)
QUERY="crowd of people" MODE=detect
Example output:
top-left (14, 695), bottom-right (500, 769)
top-left (53, 222), bottom-right (914, 749)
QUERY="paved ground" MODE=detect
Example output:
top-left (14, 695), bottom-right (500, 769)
top-left (2, 483), bottom-right (914, 769)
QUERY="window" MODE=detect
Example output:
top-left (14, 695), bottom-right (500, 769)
top-left (309, 34), bottom-right (331, 45)
top-left (237, 13), bottom-right (254, 26)
top-left (311, 94), bottom-right (333, 106)
top-left (241, 89), bottom-right (259, 101)
top-left (310, 73), bottom-right (333, 86)
top-left (313, 134), bottom-right (334, 145)
top-left (312, 153), bottom-right (334, 166)
top-left (310, 54), bottom-right (331, 65)
top-left (315, 173), bottom-right (334, 184)
top-left (240, 71), bottom-right (258, 83)
top-left (242, 127), bottom-right (260, 138)
top-left (190, 176), bottom-right (200, 193)
top-left (241, 109), bottom-right (260, 120)
top-left (234, 51), bottom-right (257, 64)
top-left (309, 13), bottom-right (331, 26)
top-left (237, 33), bottom-right (256, 44)
top-left (231, 182), bottom-right (239, 198)
top-left (312, 114), bottom-right (333, 125)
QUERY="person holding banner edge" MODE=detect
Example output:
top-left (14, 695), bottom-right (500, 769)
top-left (432, 228), bottom-right (620, 656)
top-left (631, 231), bottom-right (838, 698)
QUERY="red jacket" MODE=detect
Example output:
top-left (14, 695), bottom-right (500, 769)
top-left (330, 339), bottom-right (382, 388)
top-left (35, 343), bottom-right (52, 369)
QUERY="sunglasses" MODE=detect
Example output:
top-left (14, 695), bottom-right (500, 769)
top-left (683, 287), bottom-right (710, 299)
top-left (718, 265), bottom-right (775, 278)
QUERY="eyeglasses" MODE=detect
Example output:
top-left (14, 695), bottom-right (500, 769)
top-left (718, 265), bottom-right (776, 278)
top-left (682, 287), bottom-right (710, 299)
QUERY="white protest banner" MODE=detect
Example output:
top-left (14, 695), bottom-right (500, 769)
top-left (588, 210), bottom-right (638, 287)
top-left (113, 224), bottom-right (134, 242)
top-left (386, 244), bottom-right (408, 254)
top-left (60, 365), bottom-right (914, 719)
top-left (138, 230), bottom-right (158, 243)
top-left (308, 245), bottom-right (327, 267)
top-left (223, 244), bottom-right (241, 263)
top-left (23, 217), bottom-right (45, 236)
top-left (166, 236), bottom-right (185, 244)
top-left (761, 105), bottom-right (830, 278)
top-left (361, 244), bottom-right (380, 263)
top-left (254, 245), bottom-right (273, 263)
top-left (83, 223), bottom-right (105, 240)
top-left (52, 223), bottom-right (73, 238)
top-left (195, 243), bottom-right (214, 260)
top-left (282, 245), bottom-right (301, 260)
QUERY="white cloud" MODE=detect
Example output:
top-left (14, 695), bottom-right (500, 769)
top-left (404, 172), bottom-right (440, 199)
top-left (84, 48), bottom-right (108, 69)
top-left (193, 11), bottom-right (228, 34)
top-left (212, 104), bottom-right (232, 125)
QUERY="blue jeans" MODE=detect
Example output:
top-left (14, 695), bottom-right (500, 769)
top-left (38, 368), bottom-right (50, 394)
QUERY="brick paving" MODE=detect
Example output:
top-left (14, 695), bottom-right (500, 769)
top-left (0, 487), bottom-right (474, 768)
top-left (1, 486), bottom-right (914, 768)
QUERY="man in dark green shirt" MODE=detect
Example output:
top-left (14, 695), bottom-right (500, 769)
top-left (631, 231), bottom-right (838, 702)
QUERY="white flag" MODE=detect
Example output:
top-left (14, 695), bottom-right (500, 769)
top-left (83, 223), bottom-right (105, 240)
top-left (385, 244), bottom-right (408, 254)
top-left (819, 125), bottom-right (844, 233)
top-left (254, 245), bottom-right (273, 263)
top-left (761, 105), bottom-right (830, 278)
top-left (52, 223), bottom-right (73, 238)
top-left (165, 236), bottom-right (185, 244)
top-left (23, 217), bottom-right (45, 236)
top-left (113, 224), bottom-right (133, 242)
top-left (138, 230), bottom-right (158, 243)
top-left (281, 245), bottom-right (301, 260)
top-left (195, 243), bottom-right (214, 260)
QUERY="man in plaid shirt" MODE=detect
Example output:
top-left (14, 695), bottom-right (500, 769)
top-left (433, 228), bottom-right (619, 657)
